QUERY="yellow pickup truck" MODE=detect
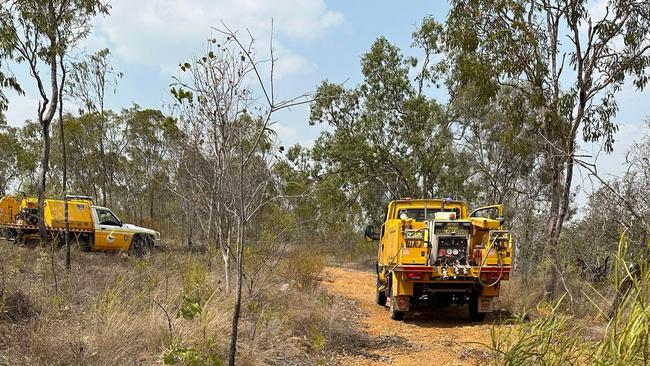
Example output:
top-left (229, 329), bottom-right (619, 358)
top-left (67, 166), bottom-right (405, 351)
top-left (0, 195), bottom-right (160, 255)
top-left (366, 198), bottom-right (513, 321)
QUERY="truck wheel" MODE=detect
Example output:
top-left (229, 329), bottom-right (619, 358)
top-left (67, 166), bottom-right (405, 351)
top-left (469, 292), bottom-right (486, 322)
top-left (389, 296), bottom-right (404, 320)
top-left (131, 235), bottom-right (153, 257)
top-left (376, 278), bottom-right (387, 306)
top-left (80, 234), bottom-right (92, 252)
top-left (4, 228), bottom-right (17, 242)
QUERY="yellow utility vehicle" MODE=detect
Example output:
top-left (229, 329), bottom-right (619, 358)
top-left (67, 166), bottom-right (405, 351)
top-left (0, 195), bottom-right (160, 255)
top-left (365, 198), bottom-right (513, 321)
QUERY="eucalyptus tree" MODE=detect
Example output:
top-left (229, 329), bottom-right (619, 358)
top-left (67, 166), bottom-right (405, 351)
top-left (66, 48), bottom-right (121, 206)
top-left (434, 0), bottom-right (650, 295)
top-left (50, 112), bottom-right (108, 197)
top-left (0, 120), bottom-right (24, 194)
top-left (309, 36), bottom-right (475, 224)
top-left (278, 144), bottom-right (365, 254)
top-left (121, 107), bottom-right (178, 226)
top-left (0, 62), bottom-right (22, 121)
top-left (0, 0), bottom-right (109, 241)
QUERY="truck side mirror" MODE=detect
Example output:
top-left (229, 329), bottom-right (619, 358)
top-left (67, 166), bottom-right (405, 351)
top-left (498, 217), bottom-right (506, 226)
top-left (365, 225), bottom-right (380, 241)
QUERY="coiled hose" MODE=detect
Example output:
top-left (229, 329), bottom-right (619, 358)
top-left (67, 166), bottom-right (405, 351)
top-left (477, 235), bottom-right (505, 287)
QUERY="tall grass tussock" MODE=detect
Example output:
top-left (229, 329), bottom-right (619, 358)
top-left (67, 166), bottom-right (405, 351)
top-left (486, 232), bottom-right (650, 365)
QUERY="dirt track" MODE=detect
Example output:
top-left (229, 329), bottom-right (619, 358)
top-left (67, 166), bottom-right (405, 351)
top-left (321, 266), bottom-right (498, 366)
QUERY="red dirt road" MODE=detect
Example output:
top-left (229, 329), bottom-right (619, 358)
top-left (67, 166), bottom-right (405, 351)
top-left (322, 266), bottom-right (499, 366)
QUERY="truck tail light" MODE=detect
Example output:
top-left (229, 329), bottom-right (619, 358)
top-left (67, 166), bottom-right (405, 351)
top-left (406, 272), bottom-right (426, 280)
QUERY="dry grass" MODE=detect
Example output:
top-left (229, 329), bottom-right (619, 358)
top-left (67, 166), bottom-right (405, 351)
top-left (0, 239), bottom-right (365, 366)
top-left (485, 234), bottom-right (650, 365)
top-left (497, 273), bottom-right (613, 321)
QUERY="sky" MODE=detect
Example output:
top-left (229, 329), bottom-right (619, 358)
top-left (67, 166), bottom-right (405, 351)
top-left (4, 1), bottom-right (449, 143)
top-left (3, 0), bottom-right (649, 209)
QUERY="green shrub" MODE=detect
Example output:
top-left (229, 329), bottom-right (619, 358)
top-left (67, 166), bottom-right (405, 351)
top-left (163, 343), bottom-right (223, 366)
top-left (282, 247), bottom-right (325, 289)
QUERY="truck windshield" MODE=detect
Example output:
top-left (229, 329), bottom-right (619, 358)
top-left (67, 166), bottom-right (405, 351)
top-left (397, 208), bottom-right (461, 221)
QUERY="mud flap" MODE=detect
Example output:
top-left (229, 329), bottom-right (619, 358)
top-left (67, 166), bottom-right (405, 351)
top-left (395, 295), bottom-right (410, 312)
top-left (478, 297), bottom-right (494, 313)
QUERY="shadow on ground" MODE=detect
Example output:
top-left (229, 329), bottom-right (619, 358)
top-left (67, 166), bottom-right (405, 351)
top-left (392, 303), bottom-right (517, 329)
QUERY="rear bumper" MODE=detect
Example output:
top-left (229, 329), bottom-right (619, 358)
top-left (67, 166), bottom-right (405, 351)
top-left (387, 265), bottom-right (510, 298)
top-left (392, 265), bottom-right (511, 281)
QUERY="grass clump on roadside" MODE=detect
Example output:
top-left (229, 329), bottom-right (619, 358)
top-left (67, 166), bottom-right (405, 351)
top-left (0, 239), bottom-right (366, 365)
top-left (485, 233), bottom-right (650, 365)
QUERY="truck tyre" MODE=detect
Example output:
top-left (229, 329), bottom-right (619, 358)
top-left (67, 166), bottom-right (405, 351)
top-left (0, 228), bottom-right (6, 240)
top-left (80, 234), bottom-right (92, 252)
top-left (131, 235), bottom-right (153, 257)
top-left (469, 291), bottom-right (486, 322)
top-left (389, 296), bottom-right (404, 320)
top-left (376, 278), bottom-right (387, 306)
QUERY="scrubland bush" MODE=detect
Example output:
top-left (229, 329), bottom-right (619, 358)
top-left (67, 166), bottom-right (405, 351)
top-left (0, 239), bottom-right (363, 365)
top-left (281, 247), bottom-right (326, 289)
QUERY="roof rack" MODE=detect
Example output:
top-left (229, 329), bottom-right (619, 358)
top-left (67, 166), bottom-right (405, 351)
top-left (65, 195), bottom-right (94, 203)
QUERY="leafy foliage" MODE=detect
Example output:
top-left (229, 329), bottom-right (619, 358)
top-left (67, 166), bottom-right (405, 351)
top-left (432, 0), bottom-right (650, 294)
top-left (308, 36), bottom-right (477, 224)
top-left (177, 296), bottom-right (202, 321)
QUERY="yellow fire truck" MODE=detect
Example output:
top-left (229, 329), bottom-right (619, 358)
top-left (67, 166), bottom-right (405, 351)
top-left (0, 195), bottom-right (160, 255)
top-left (366, 198), bottom-right (513, 321)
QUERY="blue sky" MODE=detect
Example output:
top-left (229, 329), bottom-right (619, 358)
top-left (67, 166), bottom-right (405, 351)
top-left (6, 0), bottom-right (450, 145)
top-left (4, 0), bottom-right (649, 207)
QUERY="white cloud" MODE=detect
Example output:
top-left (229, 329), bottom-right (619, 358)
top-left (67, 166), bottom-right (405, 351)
top-left (587, 0), bottom-right (608, 21)
top-left (273, 122), bottom-right (298, 145)
top-left (271, 122), bottom-right (302, 147)
top-left (5, 94), bottom-right (39, 127)
top-left (273, 51), bottom-right (316, 80)
top-left (94, 0), bottom-right (342, 75)
top-left (273, 120), bottom-right (316, 148)
top-left (221, 0), bottom-right (342, 37)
